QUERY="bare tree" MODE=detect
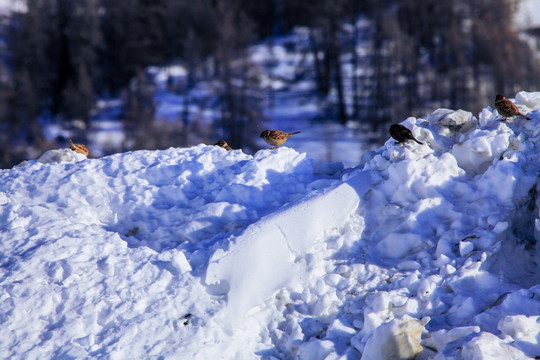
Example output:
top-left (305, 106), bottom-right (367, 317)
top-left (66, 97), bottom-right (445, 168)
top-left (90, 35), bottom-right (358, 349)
top-left (124, 69), bottom-right (156, 150)
top-left (213, 0), bottom-right (263, 149)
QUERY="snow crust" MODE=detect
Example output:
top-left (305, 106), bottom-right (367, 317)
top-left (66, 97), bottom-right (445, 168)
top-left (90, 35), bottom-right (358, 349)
top-left (2, 91), bottom-right (540, 359)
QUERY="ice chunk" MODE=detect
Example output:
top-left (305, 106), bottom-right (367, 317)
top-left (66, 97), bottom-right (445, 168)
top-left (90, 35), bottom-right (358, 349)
top-left (422, 326), bottom-right (480, 353)
top-left (497, 315), bottom-right (540, 342)
top-left (451, 133), bottom-right (510, 174)
top-left (296, 339), bottom-right (335, 360)
top-left (375, 233), bottom-right (423, 259)
top-left (461, 332), bottom-right (528, 359)
top-left (515, 91), bottom-right (540, 109)
top-left (171, 251), bottom-right (192, 274)
top-left (17, 148), bottom-right (87, 167)
top-left (459, 241), bottom-right (474, 256)
top-left (478, 107), bottom-right (499, 127)
top-left (428, 108), bottom-right (476, 133)
top-left (361, 315), bottom-right (428, 360)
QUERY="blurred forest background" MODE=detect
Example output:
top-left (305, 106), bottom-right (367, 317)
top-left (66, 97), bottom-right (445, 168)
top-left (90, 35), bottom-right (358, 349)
top-left (0, 0), bottom-right (539, 168)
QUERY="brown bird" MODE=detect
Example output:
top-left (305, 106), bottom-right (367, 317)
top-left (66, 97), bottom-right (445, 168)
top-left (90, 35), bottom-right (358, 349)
top-left (495, 94), bottom-right (530, 120)
top-left (260, 130), bottom-right (301, 149)
top-left (68, 138), bottom-right (89, 156)
top-left (389, 124), bottom-right (423, 145)
top-left (214, 140), bottom-right (233, 151)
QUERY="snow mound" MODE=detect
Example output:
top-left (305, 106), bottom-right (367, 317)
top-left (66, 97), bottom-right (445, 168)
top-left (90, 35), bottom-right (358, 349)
top-left (17, 148), bottom-right (87, 167)
top-left (205, 170), bottom-right (374, 325)
top-left (3, 91), bottom-right (540, 359)
top-left (0, 144), bottom-right (329, 358)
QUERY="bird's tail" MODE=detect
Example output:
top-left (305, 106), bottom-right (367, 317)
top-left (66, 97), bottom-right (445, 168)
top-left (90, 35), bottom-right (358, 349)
top-left (414, 138), bottom-right (424, 145)
top-left (522, 114), bottom-right (531, 120)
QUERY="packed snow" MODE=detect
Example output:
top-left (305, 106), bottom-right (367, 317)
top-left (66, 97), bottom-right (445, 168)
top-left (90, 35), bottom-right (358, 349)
top-left (2, 92), bottom-right (540, 359)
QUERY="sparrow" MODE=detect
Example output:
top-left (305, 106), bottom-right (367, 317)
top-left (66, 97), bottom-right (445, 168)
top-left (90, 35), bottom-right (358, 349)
top-left (389, 124), bottom-right (423, 145)
top-left (495, 94), bottom-right (530, 120)
top-left (260, 130), bottom-right (301, 149)
top-left (68, 138), bottom-right (89, 156)
top-left (214, 140), bottom-right (233, 151)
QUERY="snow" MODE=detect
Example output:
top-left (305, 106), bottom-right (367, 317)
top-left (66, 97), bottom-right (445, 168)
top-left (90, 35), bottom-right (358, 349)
top-left (2, 91), bottom-right (540, 359)
top-left (515, 0), bottom-right (540, 31)
top-left (361, 315), bottom-right (427, 360)
top-left (205, 170), bottom-right (373, 326)
top-left (0, 0), bottom-right (25, 14)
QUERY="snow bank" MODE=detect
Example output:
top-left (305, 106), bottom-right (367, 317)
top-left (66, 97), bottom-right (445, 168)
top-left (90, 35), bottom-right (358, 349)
top-left (205, 170), bottom-right (374, 326)
top-left (0, 145), bottom-right (328, 358)
top-left (3, 91), bottom-right (540, 359)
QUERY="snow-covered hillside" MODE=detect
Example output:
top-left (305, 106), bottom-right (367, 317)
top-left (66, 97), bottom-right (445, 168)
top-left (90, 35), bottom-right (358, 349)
top-left (2, 92), bottom-right (540, 359)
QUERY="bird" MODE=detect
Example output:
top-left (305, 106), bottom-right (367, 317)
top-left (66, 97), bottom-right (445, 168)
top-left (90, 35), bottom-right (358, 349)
top-left (389, 124), bottom-right (423, 145)
top-left (68, 138), bottom-right (89, 156)
top-left (260, 130), bottom-right (301, 149)
top-left (495, 94), bottom-right (530, 120)
top-left (214, 140), bottom-right (233, 151)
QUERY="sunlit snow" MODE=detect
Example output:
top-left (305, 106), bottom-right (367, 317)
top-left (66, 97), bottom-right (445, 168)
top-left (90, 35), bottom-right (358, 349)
top-left (2, 92), bottom-right (540, 359)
